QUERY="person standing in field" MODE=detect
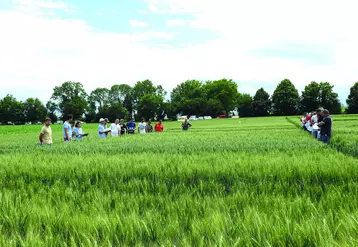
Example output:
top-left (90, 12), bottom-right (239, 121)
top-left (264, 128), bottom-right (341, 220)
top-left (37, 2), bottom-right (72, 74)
top-left (138, 118), bottom-right (147, 134)
top-left (110, 119), bottom-right (121, 137)
top-left (119, 119), bottom-right (127, 135)
top-left (155, 120), bottom-right (164, 132)
top-left (73, 121), bottom-right (89, 141)
top-left (146, 119), bottom-right (153, 133)
top-left (98, 118), bottom-right (110, 138)
top-left (311, 109), bottom-right (321, 139)
top-left (126, 118), bottom-right (136, 134)
top-left (182, 118), bottom-right (192, 131)
top-left (63, 115), bottom-right (73, 142)
top-left (39, 117), bottom-right (52, 145)
top-left (318, 109), bottom-right (332, 143)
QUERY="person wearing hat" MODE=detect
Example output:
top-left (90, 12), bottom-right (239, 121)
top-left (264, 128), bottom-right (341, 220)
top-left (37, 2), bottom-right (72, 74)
top-left (98, 118), bottom-right (111, 138)
top-left (126, 118), bottom-right (136, 134)
top-left (38, 117), bottom-right (52, 145)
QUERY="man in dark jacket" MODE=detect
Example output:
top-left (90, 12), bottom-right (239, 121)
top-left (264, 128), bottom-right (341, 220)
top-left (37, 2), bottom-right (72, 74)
top-left (318, 109), bottom-right (332, 143)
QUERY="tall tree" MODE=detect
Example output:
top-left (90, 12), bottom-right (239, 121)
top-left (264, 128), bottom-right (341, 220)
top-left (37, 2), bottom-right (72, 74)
top-left (252, 88), bottom-right (271, 116)
top-left (46, 101), bottom-right (58, 122)
top-left (171, 80), bottom-right (207, 116)
top-left (0, 95), bottom-right (25, 124)
top-left (300, 81), bottom-right (321, 113)
top-left (51, 81), bottom-right (88, 120)
top-left (23, 98), bottom-right (47, 123)
top-left (272, 79), bottom-right (300, 116)
top-left (346, 82), bottom-right (358, 114)
top-left (89, 88), bottom-right (110, 109)
top-left (237, 93), bottom-right (253, 117)
top-left (319, 82), bottom-right (341, 114)
top-left (203, 78), bottom-right (237, 116)
top-left (132, 80), bottom-right (166, 120)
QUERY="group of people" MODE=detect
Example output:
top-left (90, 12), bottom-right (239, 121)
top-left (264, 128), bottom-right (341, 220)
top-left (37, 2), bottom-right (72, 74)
top-left (97, 118), bottom-right (165, 138)
top-left (37, 116), bottom-right (183, 145)
top-left (300, 108), bottom-right (332, 143)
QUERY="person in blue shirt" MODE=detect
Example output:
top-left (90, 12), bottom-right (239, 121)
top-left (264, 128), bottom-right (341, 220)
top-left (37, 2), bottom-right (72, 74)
top-left (126, 118), bottom-right (136, 134)
top-left (62, 115), bottom-right (73, 142)
top-left (73, 121), bottom-right (88, 141)
top-left (98, 118), bottom-right (110, 138)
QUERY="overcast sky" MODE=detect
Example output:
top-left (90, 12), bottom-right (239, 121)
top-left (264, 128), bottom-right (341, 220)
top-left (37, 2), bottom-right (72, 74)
top-left (0, 0), bottom-right (357, 104)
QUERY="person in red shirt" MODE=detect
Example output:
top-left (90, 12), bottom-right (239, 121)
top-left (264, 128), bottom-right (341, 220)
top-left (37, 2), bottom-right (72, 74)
top-left (155, 120), bottom-right (164, 132)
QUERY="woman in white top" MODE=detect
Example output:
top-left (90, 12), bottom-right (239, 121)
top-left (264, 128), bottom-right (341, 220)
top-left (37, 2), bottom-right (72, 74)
top-left (110, 119), bottom-right (121, 137)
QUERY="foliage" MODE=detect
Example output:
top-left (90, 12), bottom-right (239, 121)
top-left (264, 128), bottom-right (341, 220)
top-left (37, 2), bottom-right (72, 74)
top-left (23, 98), bottom-right (47, 123)
top-left (0, 94), bottom-right (25, 124)
top-left (272, 79), bottom-right (300, 115)
top-left (237, 93), bottom-right (253, 117)
top-left (347, 82), bottom-right (358, 114)
top-left (51, 81), bottom-right (88, 120)
top-left (252, 88), bottom-right (271, 116)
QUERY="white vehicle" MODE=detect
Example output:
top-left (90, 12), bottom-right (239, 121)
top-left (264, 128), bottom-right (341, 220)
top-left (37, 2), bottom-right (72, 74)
top-left (197, 117), bottom-right (204, 120)
top-left (204, 116), bottom-right (212, 120)
top-left (177, 116), bottom-right (187, 121)
top-left (189, 116), bottom-right (197, 121)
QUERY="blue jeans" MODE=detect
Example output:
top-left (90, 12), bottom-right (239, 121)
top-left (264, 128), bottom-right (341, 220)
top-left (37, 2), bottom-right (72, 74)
top-left (311, 129), bottom-right (318, 139)
top-left (320, 135), bottom-right (330, 143)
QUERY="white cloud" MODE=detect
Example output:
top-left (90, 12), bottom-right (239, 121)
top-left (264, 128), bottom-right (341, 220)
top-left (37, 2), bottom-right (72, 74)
top-left (136, 9), bottom-right (148, 15)
top-left (95, 12), bottom-right (103, 16)
top-left (167, 19), bottom-right (186, 27)
top-left (129, 20), bottom-right (149, 28)
top-left (0, 0), bottom-right (357, 103)
top-left (147, 4), bottom-right (166, 14)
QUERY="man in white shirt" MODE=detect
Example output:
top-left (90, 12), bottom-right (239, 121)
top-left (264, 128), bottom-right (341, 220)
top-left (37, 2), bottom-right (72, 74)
top-left (110, 119), bottom-right (121, 137)
top-left (138, 118), bottom-right (147, 134)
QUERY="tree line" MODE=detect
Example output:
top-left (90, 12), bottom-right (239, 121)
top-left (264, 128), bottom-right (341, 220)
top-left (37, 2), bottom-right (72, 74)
top-left (1, 79), bottom-right (358, 124)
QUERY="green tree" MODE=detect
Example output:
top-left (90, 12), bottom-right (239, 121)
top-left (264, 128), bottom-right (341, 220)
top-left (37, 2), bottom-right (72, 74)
top-left (203, 79), bottom-right (237, 116)
top-left (51, 81), bottom-right (88, 120)
top-left (347, 82), bottom-right (358, 114)
top-left (89, 88), bottom-right (110, 109)
top-left (0, 95), bottom-right (25, 124)
top-left (23, 98), bottom-right (47, 123)
top-left (237, 93), bottom-right (253, 117)
top-left (171, 80), bottom-right (207, 116)
top-left (46, 101), bottom-right (58, 123)
top-left (98, 103), bottom-right (128, 122)
top-left (319, 82), bottom-right (341, 114)
top-left (132, 80), bottom-right (166, 120)
top-left (136, 94), bottom-right (163, 121)
top-left (252, 88), bottom-right (271, 116)
top-left (300, 81), bottom-right (321, 113)
top-left (272, 79), bottom-right (300, 115)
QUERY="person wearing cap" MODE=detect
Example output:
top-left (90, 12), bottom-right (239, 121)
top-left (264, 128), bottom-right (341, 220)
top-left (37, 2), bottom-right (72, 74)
top-left (155, 120), bottom-right (164, 132)
top-left (119, 119), bottom-right (127, 135)
top-left (126, 118), bottom-right (136, 134)
top-left (318, 109), bottom-right (332, 143)
top-left (98, 118), bottom-right (111, 138)
top-left (73, 121), bottom-right (89, 141)
top-left (138, 118), bottom-right (147, 134)
top-left (110, 119), bottom-right (121, 137)
top-left (39, 117), bottom-right (52, 145)
top-left (62, 115), bottom-right (73, 142)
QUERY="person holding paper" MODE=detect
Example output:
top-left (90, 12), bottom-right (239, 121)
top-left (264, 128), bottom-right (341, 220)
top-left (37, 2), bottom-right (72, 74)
top-left (98, 118), bottom-right (111, 138)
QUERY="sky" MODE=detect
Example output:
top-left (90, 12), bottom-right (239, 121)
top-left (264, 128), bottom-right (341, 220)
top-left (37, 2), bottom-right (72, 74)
top-left (0, 0), bottom-right (357, 104)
